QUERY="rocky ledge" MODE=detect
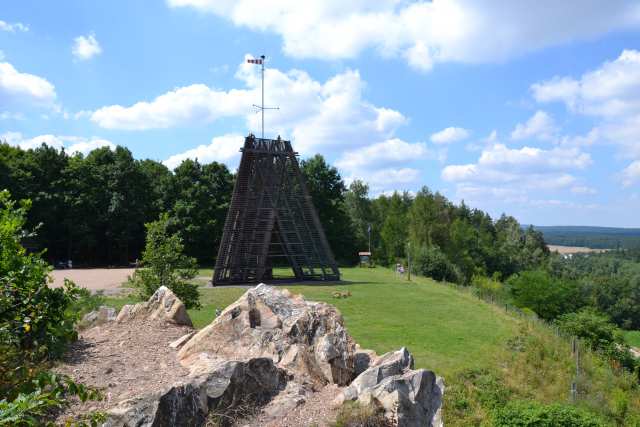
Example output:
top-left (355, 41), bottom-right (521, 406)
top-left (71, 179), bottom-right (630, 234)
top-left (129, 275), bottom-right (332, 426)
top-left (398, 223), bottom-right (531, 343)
top-left (73, 284), bottom-right (444, 427)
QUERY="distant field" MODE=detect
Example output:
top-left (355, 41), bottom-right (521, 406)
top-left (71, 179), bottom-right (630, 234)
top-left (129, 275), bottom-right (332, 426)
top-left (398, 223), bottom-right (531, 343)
top-left (547, 244), bottom-right (608, 255)
top-left (105, 267), bottom-right (517, 378)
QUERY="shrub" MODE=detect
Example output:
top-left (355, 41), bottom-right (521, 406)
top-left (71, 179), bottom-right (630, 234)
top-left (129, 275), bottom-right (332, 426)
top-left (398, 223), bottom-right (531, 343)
top-left (0, 191), bottom-right (83, 398)
top-left (493, 400), bottom-right (604, 427)
top-left (556, 309), bottom-right (638, 373)
top-left (0, 190), bottom-right (102, 424)
top-left (471, 273), bottom-right (506, 301)
top-left (412, 245), bottom-right (462, 284)
top-left (127, 213), bottom-right (200, 309)
top-left (506, 270), bottom-right (585, 320)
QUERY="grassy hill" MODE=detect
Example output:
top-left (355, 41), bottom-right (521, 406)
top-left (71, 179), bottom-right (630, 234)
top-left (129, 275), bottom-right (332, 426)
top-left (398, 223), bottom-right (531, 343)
top-left (105, 267), bottom-right (640, 426)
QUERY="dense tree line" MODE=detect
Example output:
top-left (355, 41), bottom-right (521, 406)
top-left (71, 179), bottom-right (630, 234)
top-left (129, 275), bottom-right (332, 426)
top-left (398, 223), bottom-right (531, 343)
top-left (0, 142), bottom-right (548, 277)
top-left (344, 181), bottom-right (549, 283)
top-left (0, 143), bottom-right (233, 265)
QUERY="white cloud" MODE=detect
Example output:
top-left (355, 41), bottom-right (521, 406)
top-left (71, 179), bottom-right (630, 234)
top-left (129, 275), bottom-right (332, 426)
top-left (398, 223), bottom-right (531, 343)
top-left (91, 84), bottom-right (251, 130)
top-left (430, 126), bottom-right (469, 144)
top-left (1, 132), bottom-right (115, 155)
top-left (336, 138), bottom-right (429, 170)
top-left (0, 20), bottom-right (28, 32)
top-left (531, 50), bottom-right (640, 182)
top-left (167, 1), bottom-right (640, 71)
top-left (72, 34), bottom-right (102, 61)
top-left (621, 161), bottom-right (640, 187)
top-left (511, 110), bottom-right (557, 141)
top-left (532, 50), bottom-right (640, 117)
top-left (163, 134), bottom-right (244, 170)
top-left (91, 59), bottom-right (406, 156)
top-left (0, 62), bottom-right (56, 107)
top-left (442, 142), bottom-right (591, 206)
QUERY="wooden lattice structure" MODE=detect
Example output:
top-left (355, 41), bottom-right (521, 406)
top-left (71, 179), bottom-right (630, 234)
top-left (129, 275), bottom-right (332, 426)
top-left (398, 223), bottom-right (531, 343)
top-left (213, 135), bottom-right (340, 285)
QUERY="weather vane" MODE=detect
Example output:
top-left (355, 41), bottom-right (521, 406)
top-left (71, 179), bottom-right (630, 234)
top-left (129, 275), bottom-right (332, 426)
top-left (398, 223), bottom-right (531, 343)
top-left (247, 55), bottom-right (279, 139)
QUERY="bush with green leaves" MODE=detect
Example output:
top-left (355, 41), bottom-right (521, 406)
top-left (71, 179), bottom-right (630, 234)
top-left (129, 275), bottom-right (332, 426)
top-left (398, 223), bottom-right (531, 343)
top-left (0, 190), bottom-right (102, 424)
top-left (127, 213), bottom-right (200, 309)
top-left (471, 273), bottom-right (506, 301)
top-left (0, 191), bottom-right (84, 395)
top-left (506, 270), bottom-right (585, 320)
top-left (411, 245), bottom-right (463, 284)
top-left (556, 308), bottom-right (638, 373)
top-left (0, 371), bottom-right (104, 427)
top-left (493, 400), bottom-right (604, 427)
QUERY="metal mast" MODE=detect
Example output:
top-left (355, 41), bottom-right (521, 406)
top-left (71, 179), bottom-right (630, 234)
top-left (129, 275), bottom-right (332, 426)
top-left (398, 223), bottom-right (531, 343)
top-left (250, 55), bottom-right (278, 139)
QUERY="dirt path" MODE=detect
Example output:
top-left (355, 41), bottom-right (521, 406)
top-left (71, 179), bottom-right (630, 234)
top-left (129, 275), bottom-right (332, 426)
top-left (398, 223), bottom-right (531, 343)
top-left (49, 268), bottom-right (135, 295)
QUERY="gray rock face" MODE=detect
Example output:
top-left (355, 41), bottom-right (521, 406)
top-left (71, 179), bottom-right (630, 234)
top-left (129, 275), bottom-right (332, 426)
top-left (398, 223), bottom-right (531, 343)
top-left (116, 286), bottom-right (192, 326)
top-left (81, 306), bottom-right (117, 327)
top-left (338, 347), bottom-right (444, 427)
top-left (105, 358), bottom-right (288, 427)
top-left (178, 284), bottom-right (356, 386)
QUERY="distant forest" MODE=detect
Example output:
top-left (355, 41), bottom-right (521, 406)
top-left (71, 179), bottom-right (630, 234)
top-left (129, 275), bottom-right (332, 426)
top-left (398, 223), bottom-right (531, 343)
top-left (531, 225), bottom-right (640, 249)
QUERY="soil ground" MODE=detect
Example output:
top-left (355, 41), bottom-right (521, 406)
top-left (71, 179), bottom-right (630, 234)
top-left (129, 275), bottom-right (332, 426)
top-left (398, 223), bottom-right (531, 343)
top-left (54, 320), bottom-right (193, 423)
top-left (49, 268), bottom-right (135, 295)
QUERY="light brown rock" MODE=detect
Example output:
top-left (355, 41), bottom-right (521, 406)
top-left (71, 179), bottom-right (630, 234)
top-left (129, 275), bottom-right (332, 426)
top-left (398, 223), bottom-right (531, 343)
top-left (178, 284), bottom-right (356, 387)
top-left (116, 286), bottom-right (192, 326)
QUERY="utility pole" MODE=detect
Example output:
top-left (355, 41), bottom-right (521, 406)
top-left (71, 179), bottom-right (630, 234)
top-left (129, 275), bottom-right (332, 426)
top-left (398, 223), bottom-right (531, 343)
top-left (407, 241), bottom-right (411, 281)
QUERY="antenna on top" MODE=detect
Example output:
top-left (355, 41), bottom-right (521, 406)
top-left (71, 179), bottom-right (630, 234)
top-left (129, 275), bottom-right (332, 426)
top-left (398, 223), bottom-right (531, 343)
top-left (247, 55), bottom-right (279, 139)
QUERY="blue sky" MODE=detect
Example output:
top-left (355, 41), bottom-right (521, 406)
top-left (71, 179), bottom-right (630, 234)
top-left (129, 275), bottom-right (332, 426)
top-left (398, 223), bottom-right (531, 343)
top-left (2, 1), bottom-right (640, 227)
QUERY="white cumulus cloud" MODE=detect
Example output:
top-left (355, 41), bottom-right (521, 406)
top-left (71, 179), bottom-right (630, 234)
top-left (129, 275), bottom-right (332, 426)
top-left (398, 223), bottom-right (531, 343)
top-left (163, 134), bottom-right (244, 170)
top-left (531, 49), bottom-right (640, 183)
top-left (72, 34), bottom-right (102, 61)
top-left (430, 126), bottom-right (470, 144)
top-left (167, 1), bottom-right (640, 71)
top-left (0, 62), bottom-right (56, 107)
top-left (442, 142), bottom-right (592, 206)
top-left (91, 58), bottom-right (406, 156)
top-left (1, 131), bottom-right (115, 155)
top-left (511, 110), bottom-right (557, 141)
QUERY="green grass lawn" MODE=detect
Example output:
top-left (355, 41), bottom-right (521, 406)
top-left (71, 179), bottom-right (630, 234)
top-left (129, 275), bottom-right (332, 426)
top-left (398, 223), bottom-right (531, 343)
top-left (106, 266), bottom-right (517, 377)
top-left (624, 330), bottom-right (640, 348)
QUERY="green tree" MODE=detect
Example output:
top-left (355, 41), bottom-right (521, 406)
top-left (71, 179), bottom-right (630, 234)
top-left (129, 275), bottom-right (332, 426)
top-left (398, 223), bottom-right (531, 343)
top-left (344, 180), bottom-right (372, 251)
top-left (128, 213), bottom-right (200, 309)
top-left (301, 154), bottom-right (357, 264)
top-left (380, 192), bottom-right (409, 264)
top-left (507, 270), bottom-right (584, 320)
top-left (166, 159), bottom-right (234, 263)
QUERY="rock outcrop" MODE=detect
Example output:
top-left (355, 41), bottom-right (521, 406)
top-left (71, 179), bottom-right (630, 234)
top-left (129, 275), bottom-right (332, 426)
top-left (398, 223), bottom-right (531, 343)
top-left (116, 286), bottom-right (192, 326)
top-left (105, 358), bottom-right (288, 427)
top-left (337, 347), bottom-right (444, 427)
top-left (178, 284), bottom-right (356, 387)
top-left (76, 284), bottom-right (443, 426)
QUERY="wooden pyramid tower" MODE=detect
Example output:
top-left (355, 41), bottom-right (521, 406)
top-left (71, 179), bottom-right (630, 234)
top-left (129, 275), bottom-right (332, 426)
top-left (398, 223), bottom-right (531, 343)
top-left (213, 135), bottom-right (340, 285)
